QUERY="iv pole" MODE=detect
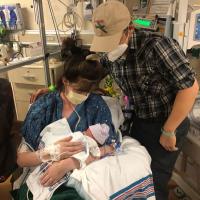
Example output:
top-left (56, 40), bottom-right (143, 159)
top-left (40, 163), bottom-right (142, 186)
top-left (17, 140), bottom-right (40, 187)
top-left (34, 0), bottom-right (51, 86)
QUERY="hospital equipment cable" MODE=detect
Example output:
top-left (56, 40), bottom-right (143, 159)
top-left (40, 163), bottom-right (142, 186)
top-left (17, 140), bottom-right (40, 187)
top-left (33, 0), bottom-right (40, 25)
top-left (49, 0), bottom-right (83, 40)
top-left (33, 0), bottom-right (61, 48)
top-left (47, 0), bottom-right (62, 48)
top-left (63, 90), bottom-right (81, 130)
top-left (33, 0), bottom-right (83, 47)
top-left (57, 0), bottom-right (83, 34)
top-left (55, 0), bottom-right (83, 33)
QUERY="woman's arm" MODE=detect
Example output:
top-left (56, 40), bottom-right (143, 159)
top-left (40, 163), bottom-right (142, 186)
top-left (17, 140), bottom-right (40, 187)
top-left (17, 151), bottom-right (42, 167)
top-left (17, 136), bottom-right (84, 168)
top-left (40, 145), bottom-right (114, 186)
top-left (40, 157), bottom-right (80, 186)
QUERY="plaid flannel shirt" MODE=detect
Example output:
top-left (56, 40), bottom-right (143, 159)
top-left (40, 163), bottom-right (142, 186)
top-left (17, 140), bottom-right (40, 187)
top-left (100, 30), bottom-right (195, 119)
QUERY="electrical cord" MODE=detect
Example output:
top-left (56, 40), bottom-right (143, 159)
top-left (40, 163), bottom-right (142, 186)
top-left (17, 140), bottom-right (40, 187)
top-left (33, 0), bottom-right (83, 43)
top-left (56, 0), bottom-right (83, 33)
top-left (46, 0), bottom-right (83, 42)
top-left (58, 8), bottom-right (83, 33)
top-left (47, 0), bottom-right (62, 48)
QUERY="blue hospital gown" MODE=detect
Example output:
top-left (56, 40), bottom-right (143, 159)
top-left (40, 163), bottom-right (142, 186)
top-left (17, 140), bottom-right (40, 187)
top-left (22, 92), bottom-right (118, 150)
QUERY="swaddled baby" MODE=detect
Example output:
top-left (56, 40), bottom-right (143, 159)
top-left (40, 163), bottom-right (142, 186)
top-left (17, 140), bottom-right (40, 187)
top-left (26, 119), bottom-right (113, 200)
top-left (37, 118), bottom-right (111, 168)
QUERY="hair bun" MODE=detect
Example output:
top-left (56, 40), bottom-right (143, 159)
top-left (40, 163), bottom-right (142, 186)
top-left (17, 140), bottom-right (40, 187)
top-left (61, 37), bottom-right (91, 60)
top-left (61, 38), bottom-right (81, 60)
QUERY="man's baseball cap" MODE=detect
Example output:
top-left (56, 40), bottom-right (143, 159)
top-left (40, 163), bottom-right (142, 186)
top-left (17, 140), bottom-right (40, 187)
top-left (90, 0), bottom-right (131, 52)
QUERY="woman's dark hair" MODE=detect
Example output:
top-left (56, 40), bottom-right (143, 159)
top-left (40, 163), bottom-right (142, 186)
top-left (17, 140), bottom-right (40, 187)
top-left (61, 37), bottom-right (91, 60)
top-left (57, 38), bottom-right (104, 92)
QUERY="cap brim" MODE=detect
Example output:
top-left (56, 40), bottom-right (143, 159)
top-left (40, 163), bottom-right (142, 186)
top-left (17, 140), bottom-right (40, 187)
top-left (90, 31), bottom-right (123, 52)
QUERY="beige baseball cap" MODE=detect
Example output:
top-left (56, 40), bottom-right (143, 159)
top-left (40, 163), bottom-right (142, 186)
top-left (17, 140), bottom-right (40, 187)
top-left (90, 0), bottom-right (131, 52)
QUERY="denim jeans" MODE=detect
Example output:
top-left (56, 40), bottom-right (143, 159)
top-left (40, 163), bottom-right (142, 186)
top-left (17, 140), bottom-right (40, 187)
top-left (130, 115), bottom-right (190, 200)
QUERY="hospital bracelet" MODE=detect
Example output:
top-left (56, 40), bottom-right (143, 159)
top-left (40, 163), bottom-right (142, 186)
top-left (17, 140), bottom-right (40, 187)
top-left (161, 128), bottom-right (176, 137)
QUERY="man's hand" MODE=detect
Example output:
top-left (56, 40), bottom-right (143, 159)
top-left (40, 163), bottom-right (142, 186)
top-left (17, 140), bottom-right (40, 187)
top-left (30, 88), bottom-right (49, 103)
top-left (159, 134), bottom-right (178, 152)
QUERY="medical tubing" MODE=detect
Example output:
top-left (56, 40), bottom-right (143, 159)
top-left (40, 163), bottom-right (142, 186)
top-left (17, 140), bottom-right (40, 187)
top-left (36, 150), bottom-right (81, 176)
top-left (73, 108), bottom-right (81, 130)
top-left (27, 188), bottom-right (31, 200)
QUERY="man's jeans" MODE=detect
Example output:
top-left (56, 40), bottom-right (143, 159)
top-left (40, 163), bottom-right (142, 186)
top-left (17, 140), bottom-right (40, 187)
top-left (130, 115), bottom-right (190, 200)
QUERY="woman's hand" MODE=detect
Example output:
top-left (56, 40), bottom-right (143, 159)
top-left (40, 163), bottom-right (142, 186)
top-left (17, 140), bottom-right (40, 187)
top-left (40, 161), bottom-right (66, 186)
top-left (55, 136), bottom-right (84, 160)
top-left (159, 135), bottom-right (178, 152)
top-left (30, 88), bottom-right (49, 103)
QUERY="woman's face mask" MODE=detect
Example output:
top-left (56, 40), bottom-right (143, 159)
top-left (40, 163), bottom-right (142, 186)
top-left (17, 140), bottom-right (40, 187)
top-left (66, 90), bottom-right (89, 105)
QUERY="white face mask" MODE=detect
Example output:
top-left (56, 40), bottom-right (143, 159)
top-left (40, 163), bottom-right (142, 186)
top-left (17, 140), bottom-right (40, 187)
top-left (108, 43), bottom-right (128, 62)
top-left (66, 90), bottom-right (88, 105)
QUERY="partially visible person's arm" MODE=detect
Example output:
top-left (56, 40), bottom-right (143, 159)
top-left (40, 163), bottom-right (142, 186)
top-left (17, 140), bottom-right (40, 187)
top-left (154, 37), bottom-right (199, 151)
top-left (39, 126), bottom-right (115, 186)
top-left (40, 158), bottom-right (80, 186)
top-left (30, 83), bottom-right (56, 103)
top-left (40, 145), bottom-right (114, 186)
top-left (17, 136), bottom-right (84, 167)
top-left (163, 79), bottom-right (199, 132)
top-left (17, 151), bottom-right (42, 167)
top-left (30, 88), bottom-right (49, 103)
top-left (160, 79), bottom-right (199, 151)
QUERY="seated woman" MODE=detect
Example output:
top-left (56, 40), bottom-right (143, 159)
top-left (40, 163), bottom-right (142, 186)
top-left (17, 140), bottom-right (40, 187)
top-left (13, 38), bottom-right (119, 200)
top-left (24, 122), bottom-right (116, 200)
top-left (14, 38), bottom-right (155, 200)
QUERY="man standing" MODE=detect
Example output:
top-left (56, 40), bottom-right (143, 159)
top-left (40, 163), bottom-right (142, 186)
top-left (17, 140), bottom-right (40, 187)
top-left (90, 1), bottom-right (199, 199)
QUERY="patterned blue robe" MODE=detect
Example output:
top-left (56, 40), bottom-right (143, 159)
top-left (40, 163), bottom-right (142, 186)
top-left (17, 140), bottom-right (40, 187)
top-left (22, 92), bottom-right (118, 150)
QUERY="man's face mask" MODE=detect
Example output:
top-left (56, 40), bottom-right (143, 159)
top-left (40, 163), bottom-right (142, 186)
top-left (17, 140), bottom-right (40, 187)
top-left (108, 43), bottom-right (128, 62)
top-left (107, 25), bottom-right (134, 62)
top-left (66, 90), bottom-right (88, 105)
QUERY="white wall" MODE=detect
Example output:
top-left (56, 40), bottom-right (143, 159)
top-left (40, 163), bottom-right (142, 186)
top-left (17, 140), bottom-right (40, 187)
top-left (2, 0), bottom-right (77, 30)
top-left (190, 0), bottom-right (200, 5)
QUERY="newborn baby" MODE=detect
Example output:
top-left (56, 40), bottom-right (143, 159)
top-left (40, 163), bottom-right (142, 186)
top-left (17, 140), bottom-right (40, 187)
top-left (26, 120), bottom-right (116, 200)
top-left (37, 118), bottom-right (112, 167)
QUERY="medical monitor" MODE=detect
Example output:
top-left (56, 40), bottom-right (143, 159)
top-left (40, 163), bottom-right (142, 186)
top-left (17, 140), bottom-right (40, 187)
top-left (187, 9), bottom-right (200, 49)
top-left (0, 4), bottom-right (24, 31)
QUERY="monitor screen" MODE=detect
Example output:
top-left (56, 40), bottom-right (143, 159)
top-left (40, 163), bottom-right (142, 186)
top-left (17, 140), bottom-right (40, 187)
top-left (0, 4), bottom-right (24, 30)
top-left (194, 13), bottom-right (200, 41)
